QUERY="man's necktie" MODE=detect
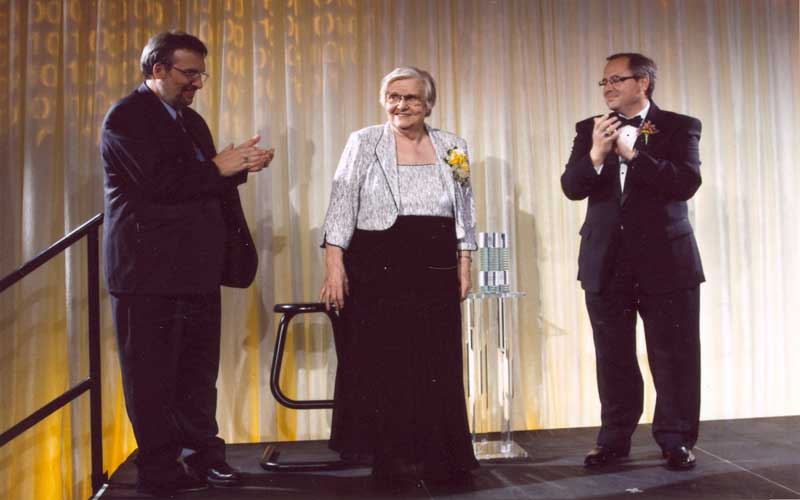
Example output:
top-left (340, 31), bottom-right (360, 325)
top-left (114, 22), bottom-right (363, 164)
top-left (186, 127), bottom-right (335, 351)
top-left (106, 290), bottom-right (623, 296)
top-left (177, 109), bottom-right (195, 135)
top-left (176, 110), bottom-right (206, 161)
top-left (614, 113), bottom-right (643, 128)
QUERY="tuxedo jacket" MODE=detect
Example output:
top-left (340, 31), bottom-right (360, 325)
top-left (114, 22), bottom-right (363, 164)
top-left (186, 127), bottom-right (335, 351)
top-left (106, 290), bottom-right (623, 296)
top-left (322, 122), bottom-right (477, 250)
top-left (101, 83), bottom-right (257, 294)
top-left (561, 102), bottom-right (705, 294)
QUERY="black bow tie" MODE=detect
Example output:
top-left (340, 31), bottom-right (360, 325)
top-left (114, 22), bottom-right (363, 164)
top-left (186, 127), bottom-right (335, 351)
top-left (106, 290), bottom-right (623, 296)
top-left (614, 114), bottom-right (643, 128)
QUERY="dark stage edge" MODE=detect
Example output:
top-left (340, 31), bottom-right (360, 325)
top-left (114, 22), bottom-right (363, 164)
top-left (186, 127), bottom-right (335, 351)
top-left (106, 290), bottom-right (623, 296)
top-left (95, 416), bottom-right (800, 500)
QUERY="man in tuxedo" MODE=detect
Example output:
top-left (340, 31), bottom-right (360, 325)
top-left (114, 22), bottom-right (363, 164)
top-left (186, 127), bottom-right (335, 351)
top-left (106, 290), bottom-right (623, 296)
top-left (561, 53), bottom-right (704, 470)
top-left (101, 31), bottom-right (273, 496)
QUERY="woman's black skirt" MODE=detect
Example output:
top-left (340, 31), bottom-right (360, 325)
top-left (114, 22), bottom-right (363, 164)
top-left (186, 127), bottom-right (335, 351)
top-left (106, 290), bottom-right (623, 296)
top-left (329, 215), bottom-right (478, 474)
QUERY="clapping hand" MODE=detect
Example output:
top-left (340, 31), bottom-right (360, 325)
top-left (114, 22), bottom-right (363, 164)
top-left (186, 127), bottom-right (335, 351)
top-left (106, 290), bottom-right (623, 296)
top-left (614, 134), bottom-right (636, 162)
top-left (589, 113), bottom-right (621, 166)
top-left (212, 135), bottom-right (275, 177)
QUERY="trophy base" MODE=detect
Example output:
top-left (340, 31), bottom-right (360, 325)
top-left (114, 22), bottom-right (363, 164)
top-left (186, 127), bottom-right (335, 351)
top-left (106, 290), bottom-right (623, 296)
top-left (473, 439), bottom-right (529, 460)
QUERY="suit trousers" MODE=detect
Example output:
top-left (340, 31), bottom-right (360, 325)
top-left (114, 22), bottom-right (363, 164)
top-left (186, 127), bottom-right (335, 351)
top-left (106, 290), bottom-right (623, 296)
top-left (584, 245), bottom-right (701, 451)
top-left (111, 291), bottom-right (226, 483)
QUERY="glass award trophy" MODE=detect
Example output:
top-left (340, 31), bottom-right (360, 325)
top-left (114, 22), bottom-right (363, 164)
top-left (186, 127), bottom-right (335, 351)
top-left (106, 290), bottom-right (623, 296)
top-left (464, 232), bottom-right (527, 459)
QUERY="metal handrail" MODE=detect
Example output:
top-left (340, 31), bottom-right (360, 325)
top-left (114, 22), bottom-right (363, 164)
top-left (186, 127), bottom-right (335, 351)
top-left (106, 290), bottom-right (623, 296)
top-left (0, 212), bottom-right (107, 494)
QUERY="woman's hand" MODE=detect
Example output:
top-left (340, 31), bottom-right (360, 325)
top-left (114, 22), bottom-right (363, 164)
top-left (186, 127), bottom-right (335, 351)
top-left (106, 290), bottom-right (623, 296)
top-left (319, 245), bottom-right (349, 311)
top-left (458, 252), bottom-right (472, 301)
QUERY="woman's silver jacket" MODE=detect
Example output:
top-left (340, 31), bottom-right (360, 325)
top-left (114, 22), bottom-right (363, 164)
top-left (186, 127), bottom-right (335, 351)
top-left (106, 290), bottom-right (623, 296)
top-left (322, 122), bottom-right (477, 251)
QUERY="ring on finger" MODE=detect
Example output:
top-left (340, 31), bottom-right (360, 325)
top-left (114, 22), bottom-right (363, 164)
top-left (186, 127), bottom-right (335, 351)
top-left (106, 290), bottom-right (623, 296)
top-left (244, 155), bottom-right (249, 162)
top-left (604, 129), bottom-right (613, 137)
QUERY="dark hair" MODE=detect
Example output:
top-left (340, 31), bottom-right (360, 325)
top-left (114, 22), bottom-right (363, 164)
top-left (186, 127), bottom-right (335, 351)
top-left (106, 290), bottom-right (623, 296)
top-left (140, 31), bottom-right (208, 78)
top-left (607, 52), bottom-right (657, 98)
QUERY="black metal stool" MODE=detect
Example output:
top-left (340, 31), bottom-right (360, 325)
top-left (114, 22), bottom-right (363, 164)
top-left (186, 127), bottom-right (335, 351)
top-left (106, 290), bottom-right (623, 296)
top-left (260, 302), bottom-right (347, 471)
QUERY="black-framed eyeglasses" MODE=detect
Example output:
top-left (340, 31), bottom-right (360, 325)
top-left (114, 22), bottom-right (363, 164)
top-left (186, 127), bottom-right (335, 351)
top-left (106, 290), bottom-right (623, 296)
top-left (171, 66), bottom-right (210, 83)
top-left (598, 75), bottom-right (637, 87)
top-left (386, 93), bottom-right (423, 106)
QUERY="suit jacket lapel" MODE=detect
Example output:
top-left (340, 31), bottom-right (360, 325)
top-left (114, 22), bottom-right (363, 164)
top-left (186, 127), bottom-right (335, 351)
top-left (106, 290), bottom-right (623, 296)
top-left (427, 126), bottom-right (457, 208)
top-left (183, 111), bottom-right (217, 159)
top-left (375, 122), bottom-right (400, 209)
top-left (621, 101), bottom-right (663, 205)
top-left (136, 83), bottom-right (204, 161)
top-left (636, 102), bottom-right (664, 151)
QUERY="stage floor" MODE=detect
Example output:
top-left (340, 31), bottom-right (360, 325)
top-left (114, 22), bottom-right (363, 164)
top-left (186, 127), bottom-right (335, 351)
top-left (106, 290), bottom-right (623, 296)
top-left (96, 416), bottom-right (799, 499)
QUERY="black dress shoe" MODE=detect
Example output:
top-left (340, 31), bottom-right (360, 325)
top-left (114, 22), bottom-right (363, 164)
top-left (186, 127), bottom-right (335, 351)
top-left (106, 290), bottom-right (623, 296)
top-left (137, 471), bottom-right (208, 498)
top-left (183, 454), bottom-right (242, 487)
top-left (584, 445), bottom-right (630, 467)
top-left (203, 461), bottom-right (242, 486)
top-left (663, 446), bottom-right (696, 470)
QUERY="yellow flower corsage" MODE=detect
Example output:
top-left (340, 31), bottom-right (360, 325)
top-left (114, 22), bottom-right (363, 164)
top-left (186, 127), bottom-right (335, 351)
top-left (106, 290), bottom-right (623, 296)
top-left (445, 147), bottom-right (470, 184)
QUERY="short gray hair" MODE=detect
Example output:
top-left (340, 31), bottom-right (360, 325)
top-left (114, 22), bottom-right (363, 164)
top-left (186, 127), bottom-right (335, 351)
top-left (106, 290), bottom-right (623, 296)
top-left (379, 67), bottom-right (437, 116)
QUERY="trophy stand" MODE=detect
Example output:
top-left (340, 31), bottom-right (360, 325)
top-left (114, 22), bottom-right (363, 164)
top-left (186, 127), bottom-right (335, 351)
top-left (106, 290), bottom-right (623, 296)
top-left (464, 232), bottom-right (527, 459)
top-left (464, 290), bottom-right (527, 459)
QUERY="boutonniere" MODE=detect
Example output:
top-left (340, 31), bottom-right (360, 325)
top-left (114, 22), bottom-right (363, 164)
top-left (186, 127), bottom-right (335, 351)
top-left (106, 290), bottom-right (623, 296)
top-left (445, 147), bottom-right (470, 184)
top-left (638, 120), bottom-right (660, 145)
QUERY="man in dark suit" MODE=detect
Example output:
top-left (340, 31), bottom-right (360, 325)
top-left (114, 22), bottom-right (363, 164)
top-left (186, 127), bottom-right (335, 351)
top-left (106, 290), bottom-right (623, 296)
top-left (101, 31), bottom-right (273, 496)
top-left (561, 53), bottom-right (704, 470)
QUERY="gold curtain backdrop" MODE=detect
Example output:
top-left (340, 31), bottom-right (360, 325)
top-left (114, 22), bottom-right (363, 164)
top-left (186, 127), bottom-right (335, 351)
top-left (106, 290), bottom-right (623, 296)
top-left (1, 0), bottom-right (798, 498)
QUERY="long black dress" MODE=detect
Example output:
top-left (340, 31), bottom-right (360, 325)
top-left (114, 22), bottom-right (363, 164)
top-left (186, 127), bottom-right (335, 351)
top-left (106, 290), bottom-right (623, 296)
top-left (329, 215), bottom-right (478, 477)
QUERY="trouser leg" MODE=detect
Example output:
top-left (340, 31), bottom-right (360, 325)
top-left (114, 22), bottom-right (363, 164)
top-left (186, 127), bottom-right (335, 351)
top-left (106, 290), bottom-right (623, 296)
top-left (585, 287), bottom-right (643, 450)
top-left (639, 286), bottom-right (701, 450)
top-left (174, 291), bottom-right (225, 466)
top-left (111, 293), bottom-right (184, 483)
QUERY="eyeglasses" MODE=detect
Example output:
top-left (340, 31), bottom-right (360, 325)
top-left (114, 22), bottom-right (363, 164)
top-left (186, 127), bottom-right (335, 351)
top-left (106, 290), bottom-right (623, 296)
top-left (386, 93), bottom-right (423, 106)
top-left (598, 75), bottom-right (637, 87)
top-left (171, 66), bottom-right (210, 83)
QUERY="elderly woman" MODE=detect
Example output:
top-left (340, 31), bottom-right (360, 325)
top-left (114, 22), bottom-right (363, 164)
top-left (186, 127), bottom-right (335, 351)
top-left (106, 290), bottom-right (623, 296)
top-left (319, 67), bottom-right (478, 482)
